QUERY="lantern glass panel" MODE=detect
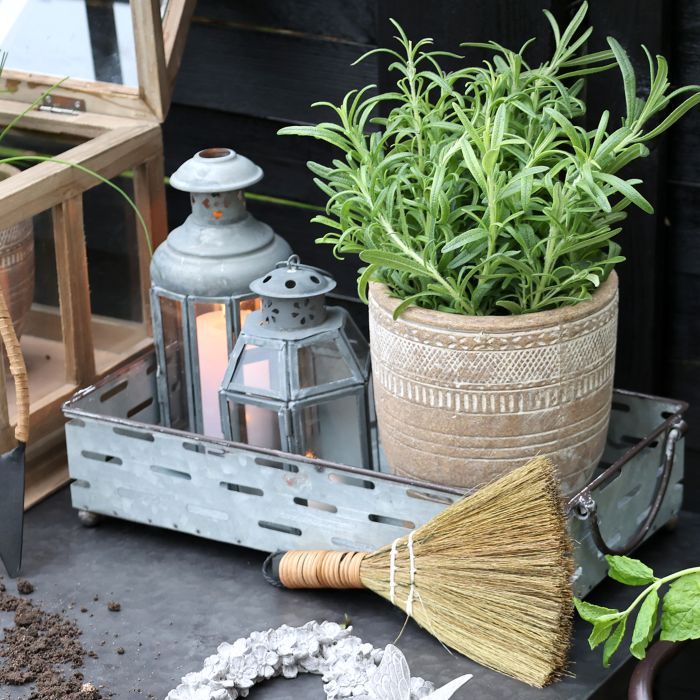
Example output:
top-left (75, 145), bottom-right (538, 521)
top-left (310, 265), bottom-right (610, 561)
top-left (238, 296), bottom-right (262, 330)
top-left (159, 296), bottom-right (189, 430)
top-left (226, 400), bottom-right (282, 451)
top-left (342, 319), bottom-right (369, 372)
top-left (231, 343), bottom-right (285, 396)
top-left (194, 302), bottom-right (229, 437)
top-left (298, 393), bottom-right (365, 466)
top-left (297, 339), bottom-right (354, 390)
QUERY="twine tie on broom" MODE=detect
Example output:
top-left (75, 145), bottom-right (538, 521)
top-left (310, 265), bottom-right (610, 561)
top-left (389, 531), bottom-right (450, 653)
top-left (389, 540), bottom-right (396, 605)
top-left (407, 532), bottom-right (416, 617)
top-left (389, 532), bottom-right (417, 616)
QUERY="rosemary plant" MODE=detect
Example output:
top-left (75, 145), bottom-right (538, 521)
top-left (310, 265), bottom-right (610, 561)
top-left (280, 3), bottom-right (700, 316)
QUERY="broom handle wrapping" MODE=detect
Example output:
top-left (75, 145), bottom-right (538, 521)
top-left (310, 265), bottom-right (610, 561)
top-left (0, 287), bottom-right (29, 444)
top-left (277, 550), bottom-right (367, 589)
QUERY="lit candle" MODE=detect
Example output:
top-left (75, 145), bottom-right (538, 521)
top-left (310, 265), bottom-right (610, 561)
top-left (241, 350), bottom-right (280, 449)
top-left (195, 306), bottom-right (229, 437)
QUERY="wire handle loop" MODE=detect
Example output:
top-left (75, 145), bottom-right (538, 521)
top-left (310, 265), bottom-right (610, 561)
top-left (0, 287), bottom-right (29, 444)
top-left (275, 255), bottom-right (333, 280)
top-left (573, 419), bottom-right (685, 556)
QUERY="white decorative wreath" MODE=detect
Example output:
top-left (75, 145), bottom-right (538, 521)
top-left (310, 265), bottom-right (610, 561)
top-left (166, 621), bottom-right (472, 700)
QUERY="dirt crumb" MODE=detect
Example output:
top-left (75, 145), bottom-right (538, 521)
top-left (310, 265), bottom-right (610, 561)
top-left (16, 579), bottom-right (34, 595)
top-left (107, 601), bottom-right (121, 613)
top-left (80, 682), bottom-right (100, 698)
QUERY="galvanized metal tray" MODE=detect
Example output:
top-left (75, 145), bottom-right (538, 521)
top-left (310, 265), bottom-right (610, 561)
top-left (62, 349), bottom-right (687, 598)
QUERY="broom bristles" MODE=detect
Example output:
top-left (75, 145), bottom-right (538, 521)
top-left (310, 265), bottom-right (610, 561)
top-left (360, 457), bottom-right (573, 687)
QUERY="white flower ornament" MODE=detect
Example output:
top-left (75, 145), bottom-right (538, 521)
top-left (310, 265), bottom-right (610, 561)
top-left (167, 622), bottom-right (473, 700)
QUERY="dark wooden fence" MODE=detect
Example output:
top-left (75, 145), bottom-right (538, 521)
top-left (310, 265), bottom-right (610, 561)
top-left (164, 0), bottom-right (700, 509)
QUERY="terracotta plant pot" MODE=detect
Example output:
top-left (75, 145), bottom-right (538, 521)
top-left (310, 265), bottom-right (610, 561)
top-left (0, 164), bottom-right (34, 338)
top-left (368, 272), bottom-right (618, 495)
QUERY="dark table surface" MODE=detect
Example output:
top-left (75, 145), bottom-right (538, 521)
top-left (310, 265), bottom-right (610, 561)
top-left (1, 490), bottom-right (698, 700)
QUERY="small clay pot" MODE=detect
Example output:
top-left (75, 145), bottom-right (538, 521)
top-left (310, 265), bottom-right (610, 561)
top-left (0, 164), bottom-right (34, 338)
top-left (368, 272), bottom-right (619, 495)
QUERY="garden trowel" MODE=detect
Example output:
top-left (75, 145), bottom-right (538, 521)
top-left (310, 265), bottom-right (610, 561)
top-left (0, 287), bottom-right (28, 578)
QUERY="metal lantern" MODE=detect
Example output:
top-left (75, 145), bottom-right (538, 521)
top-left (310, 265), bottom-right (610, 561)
top-left (219, 256), bottom-right (372, 468)
top-left (150, 148), bottom-right (292, 437)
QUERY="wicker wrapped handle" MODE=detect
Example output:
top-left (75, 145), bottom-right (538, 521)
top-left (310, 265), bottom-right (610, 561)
top-left (264, 550), bottom-right (367, 589)
top-left (0, 287), bottom-right (29, 443)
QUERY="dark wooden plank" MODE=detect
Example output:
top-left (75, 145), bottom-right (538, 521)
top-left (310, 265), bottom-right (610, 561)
top-left (163, 105), bottom-right (333, 206)
top-left (194, 0), bottom-right (377, 45)
top-left (682, 449), bottom-right (700, 513)
top-left (173, 22), bottom-right (377, 124)
top-left (667, 0), bottom-right (700, 185)
top-left (661, 184), bottom-right (700, 455)
top-left (581, 1), bottom-right (669, 394)
top-left (666, 357), bottom-right (700, 446)
top-left (658, 3), bottom-right (700, 484)
top-left (377, 1), bottom-right (558, 76)
top-left (664, 185), bottom-right (700, 274)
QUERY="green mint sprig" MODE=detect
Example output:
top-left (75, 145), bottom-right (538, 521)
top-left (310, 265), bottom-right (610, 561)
top-left (574, 555), bottom-right (700, 666)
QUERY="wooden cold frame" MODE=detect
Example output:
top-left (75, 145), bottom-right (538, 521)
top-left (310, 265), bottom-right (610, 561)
top-left (0, 0), bottom-right (195, 122)
top-left (0, 0), bottom-right (195, 507)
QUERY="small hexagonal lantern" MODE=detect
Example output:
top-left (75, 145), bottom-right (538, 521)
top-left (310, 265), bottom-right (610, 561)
top-left (219, 256), bottom-right (372, 468)
top-left (150, 148), bottom-right (292, 437)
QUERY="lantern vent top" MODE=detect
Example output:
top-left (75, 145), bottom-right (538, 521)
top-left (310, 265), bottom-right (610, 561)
top-left (169, 148), bottom-right (263, 193)
top-left (250, 256), bottom-right (337, 300)
top-left (247, 256), bottom-right (337, 332)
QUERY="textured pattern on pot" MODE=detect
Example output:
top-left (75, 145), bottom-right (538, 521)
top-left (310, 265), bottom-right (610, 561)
top-left (368, 272), bottom-right (619, 495)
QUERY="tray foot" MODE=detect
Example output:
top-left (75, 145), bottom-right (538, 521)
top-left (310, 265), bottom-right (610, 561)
top-left (78, 510), bottom-right (102, 528)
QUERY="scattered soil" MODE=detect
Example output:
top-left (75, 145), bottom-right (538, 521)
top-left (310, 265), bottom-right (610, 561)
top-left (0, 576), bottom-right (105, 699)
top-left (106, 602), bottom-right (121, 613)
top-left (80, 683), bottom-right (101, 699)
top-left (16, 579), bottom-right (34, 595)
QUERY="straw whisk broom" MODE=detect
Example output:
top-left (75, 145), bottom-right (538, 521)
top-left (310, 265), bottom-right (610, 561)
top-left (264, 457), bottom-right (573, 687)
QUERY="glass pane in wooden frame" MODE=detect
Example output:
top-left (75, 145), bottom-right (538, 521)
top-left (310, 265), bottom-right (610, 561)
top-left (0, 0), bottom-right (195, 122)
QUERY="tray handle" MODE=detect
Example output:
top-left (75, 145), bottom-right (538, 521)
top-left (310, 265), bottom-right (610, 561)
top-left (0, 287), bottom-right (29, 444)
top-left (570, 418), bottom-right (686, 556)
